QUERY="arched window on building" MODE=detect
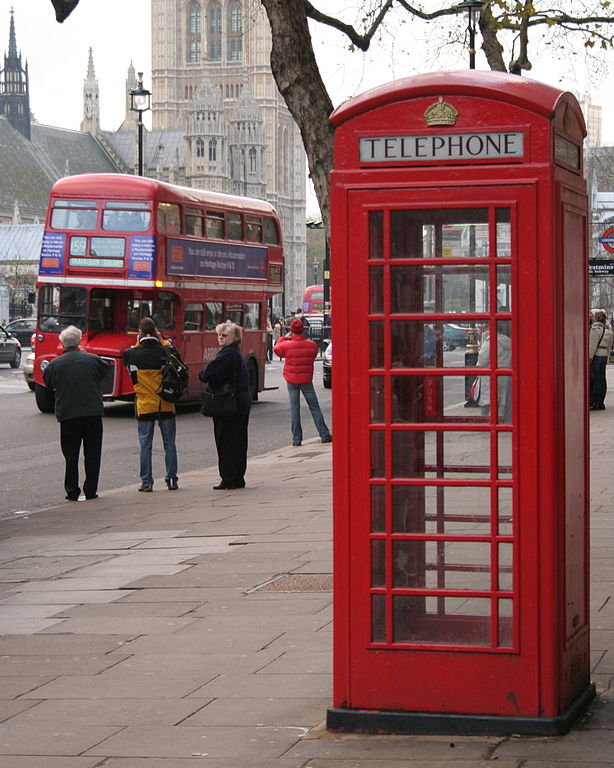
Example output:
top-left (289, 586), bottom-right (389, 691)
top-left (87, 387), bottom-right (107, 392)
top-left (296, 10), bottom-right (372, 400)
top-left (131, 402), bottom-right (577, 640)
top-left (187, 2), bottom-right (202, 63)
top-left (196, 139), bottom-right (205, 158)
top-left (227, 0), bottom-right (243, 61)
top-left (208, 2), bottom-right (222, 61)
top-left (209, 139), bottom-right (217, 162)
top-left (249, 147), bottom-right (257, 174)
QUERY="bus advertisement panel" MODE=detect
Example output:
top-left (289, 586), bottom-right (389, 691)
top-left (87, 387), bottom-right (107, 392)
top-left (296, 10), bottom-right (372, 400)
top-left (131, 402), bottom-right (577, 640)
top-left (32, 174), bottom-right (283, 414)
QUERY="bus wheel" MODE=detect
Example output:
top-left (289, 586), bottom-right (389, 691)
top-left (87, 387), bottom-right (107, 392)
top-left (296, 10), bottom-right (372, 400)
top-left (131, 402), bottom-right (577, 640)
top-left (247, 359), bottom-right (258, 402)
top-left (35, 383), bottom-right (55, 414)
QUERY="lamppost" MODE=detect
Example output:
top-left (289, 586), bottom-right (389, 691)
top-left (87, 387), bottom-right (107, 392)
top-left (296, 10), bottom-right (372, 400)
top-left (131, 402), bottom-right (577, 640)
top-left (130, 72), bottom-right (151, 176)
top-left (313, 258), bottom-right (319, 286)
top-left (457, 0), bottom-right (483, 69)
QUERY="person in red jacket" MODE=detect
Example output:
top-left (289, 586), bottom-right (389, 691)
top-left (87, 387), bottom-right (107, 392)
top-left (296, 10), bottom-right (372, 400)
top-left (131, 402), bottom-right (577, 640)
top-left (274, 318), bottom-right (332, 447)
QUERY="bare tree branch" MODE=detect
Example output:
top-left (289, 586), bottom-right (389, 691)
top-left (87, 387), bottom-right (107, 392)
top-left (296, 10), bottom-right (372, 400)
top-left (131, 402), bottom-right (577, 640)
top-left (304, 0), bottom-right (394, 51)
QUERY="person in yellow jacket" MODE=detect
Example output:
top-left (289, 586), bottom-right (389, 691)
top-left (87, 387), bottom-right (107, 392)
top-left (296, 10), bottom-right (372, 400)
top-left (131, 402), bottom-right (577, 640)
top-left (123, 317), bottom-right (178, 491)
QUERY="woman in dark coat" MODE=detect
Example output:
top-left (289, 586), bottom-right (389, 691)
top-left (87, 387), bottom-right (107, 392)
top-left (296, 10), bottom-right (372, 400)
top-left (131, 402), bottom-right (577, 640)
top-left (199, 322), bottom-right (251, 489)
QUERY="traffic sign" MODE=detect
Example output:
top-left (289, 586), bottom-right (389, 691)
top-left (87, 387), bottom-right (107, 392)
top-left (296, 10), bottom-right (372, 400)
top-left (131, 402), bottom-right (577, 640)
top-left (599, 226), bottom-right (614, 254)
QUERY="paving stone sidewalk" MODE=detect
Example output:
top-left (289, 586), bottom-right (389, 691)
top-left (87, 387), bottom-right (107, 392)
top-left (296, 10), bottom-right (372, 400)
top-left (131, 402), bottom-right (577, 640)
top-left (0, 414), bottom-right (613, 766)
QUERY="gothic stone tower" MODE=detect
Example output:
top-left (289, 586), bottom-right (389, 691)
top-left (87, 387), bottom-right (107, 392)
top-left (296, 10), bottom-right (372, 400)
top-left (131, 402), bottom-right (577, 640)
top-left (0, 8), bottom-right (30, 140)
top-left (80, 48), bottom-right (100, 134)
top-left (150, 0), bottom-right (306, 309)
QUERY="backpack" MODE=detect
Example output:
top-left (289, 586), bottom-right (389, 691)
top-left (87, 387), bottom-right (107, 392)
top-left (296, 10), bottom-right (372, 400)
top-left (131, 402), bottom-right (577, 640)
top-left (158, 345), bottom-right (189, 402)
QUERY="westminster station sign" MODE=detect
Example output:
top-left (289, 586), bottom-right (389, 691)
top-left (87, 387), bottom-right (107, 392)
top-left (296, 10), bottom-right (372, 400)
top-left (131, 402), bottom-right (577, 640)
top-left (359, 131), bottom-right (524, 163)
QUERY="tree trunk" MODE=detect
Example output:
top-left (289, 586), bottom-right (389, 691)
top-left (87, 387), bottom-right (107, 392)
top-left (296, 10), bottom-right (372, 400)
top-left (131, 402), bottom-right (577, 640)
top-left (479, 8), bottom-right (507, 72)
top-left (260, 0), bottom-right (334, 234)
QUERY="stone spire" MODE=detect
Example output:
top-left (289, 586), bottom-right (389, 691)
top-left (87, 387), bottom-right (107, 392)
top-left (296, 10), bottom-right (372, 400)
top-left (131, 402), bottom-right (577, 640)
top-left (7, 7), bottom-right (17, 59)
top-left (118, 62), bottom-right (138, 131)
top-left (0, 8), bottom-right (30, 139)
top-left (80, 47), bottom-right (100, 133)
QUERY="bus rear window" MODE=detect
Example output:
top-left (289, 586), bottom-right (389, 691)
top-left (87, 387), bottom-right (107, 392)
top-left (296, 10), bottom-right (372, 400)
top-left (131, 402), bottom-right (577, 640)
top-left (263, 217), bottom-right (279, 244)
top-left (245, 216), bottom-right (262, 243)
top-left (51, 200), bottom-right (97, 230)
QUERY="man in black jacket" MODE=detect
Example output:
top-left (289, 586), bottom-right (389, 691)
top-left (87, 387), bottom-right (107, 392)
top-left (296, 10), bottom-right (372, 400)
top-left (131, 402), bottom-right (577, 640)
top-left (43, 325), bottom-right (109, 501)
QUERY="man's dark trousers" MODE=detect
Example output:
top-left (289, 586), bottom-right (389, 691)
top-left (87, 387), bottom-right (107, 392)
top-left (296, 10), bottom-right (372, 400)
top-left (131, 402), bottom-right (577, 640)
top-left (60, 416), bottom-right (103, 499)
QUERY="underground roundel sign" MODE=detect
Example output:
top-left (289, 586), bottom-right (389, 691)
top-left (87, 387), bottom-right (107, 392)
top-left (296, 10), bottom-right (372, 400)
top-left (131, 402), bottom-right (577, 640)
top-left (600, 227), bottom-right (614, 254)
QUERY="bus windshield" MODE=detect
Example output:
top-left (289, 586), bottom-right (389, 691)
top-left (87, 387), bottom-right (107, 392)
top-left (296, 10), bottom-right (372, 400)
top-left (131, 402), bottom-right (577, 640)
top-left (39, 285), bottom-right (87, 332)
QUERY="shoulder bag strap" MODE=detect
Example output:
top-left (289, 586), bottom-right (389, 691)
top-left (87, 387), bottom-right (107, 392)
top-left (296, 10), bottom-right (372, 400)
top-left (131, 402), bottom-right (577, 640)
top-left (590, 326), bottom-right (606, 363)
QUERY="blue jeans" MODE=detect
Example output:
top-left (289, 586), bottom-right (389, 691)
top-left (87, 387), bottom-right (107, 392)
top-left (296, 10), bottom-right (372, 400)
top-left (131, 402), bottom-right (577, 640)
top-left (137, 417), bottom-right (177, 487)
top-left (287, 382), bottom-right (331, 444)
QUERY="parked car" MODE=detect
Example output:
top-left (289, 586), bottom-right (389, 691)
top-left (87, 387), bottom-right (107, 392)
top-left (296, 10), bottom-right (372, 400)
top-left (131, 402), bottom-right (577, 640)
top-left (323, 340), bottom-right (332, 388)
top-left (4, 317), bottom-right (36, 347)
top-left (443, 323), bottom-right (470, 351)
top-left (23, 349), bottom-right (35, 391)
top-left (0, 324), bottom-right (22, 368)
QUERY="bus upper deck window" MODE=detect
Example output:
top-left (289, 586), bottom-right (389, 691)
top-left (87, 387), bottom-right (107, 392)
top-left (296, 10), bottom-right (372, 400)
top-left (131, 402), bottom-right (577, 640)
top-left (263, 217), bottom-right (279, 244)
top-left (206, 211), bottom-right (225, 239)
top-left (103, 201), bottom-right (150, 232)
top-left (245, 216), bottom-right (262, 243)
top-left (227, 212), bottom-right (242, 241)
top-left (185, 208), bottom-right (204, 237)
top-left (51, 200), bottom-right (97, 231)
top-left (157, 203), bottom-right (181, 234)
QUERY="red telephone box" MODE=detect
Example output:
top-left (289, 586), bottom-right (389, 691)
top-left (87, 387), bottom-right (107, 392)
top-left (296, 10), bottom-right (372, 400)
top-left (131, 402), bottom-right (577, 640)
top-left (327, 71), bottom-right (594, 735)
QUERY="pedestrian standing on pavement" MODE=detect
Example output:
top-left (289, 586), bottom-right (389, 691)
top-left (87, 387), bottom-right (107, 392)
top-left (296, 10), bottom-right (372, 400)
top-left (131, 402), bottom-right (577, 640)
top-left (199, 321), bottom-right (251, 490)
top-left (274, 318), bottom-right (332, 447)
top-left (42, 325), bottom-right (109, 501)
top-left (123, 317), bottom-right (179, 492)
top-left (589, 310), bottom-right (614, 411)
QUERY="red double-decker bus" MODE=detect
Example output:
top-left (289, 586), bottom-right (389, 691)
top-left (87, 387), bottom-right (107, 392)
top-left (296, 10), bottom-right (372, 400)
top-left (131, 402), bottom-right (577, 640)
top-left (32, 173), bottom-right (283, 413)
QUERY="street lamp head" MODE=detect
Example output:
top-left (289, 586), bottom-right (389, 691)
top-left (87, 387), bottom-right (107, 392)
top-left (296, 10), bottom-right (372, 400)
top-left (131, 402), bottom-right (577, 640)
top-left (130, 72), bottom-right (151, 114)
top-left (457, 0), bottom-right (484, 69)
top-left (457, 0), bottom-right (484, 22)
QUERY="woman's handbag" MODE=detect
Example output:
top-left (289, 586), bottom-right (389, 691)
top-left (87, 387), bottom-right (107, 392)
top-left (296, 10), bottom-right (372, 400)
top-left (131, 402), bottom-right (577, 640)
top-left (200, 383), bottom-right (237, 417)
top-left (469, 376), bottom-right (481, 403)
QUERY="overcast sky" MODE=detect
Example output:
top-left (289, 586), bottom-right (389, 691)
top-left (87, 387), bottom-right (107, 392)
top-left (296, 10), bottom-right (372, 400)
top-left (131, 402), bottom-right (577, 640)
top-left (4, 0), bottom-right (614, 141)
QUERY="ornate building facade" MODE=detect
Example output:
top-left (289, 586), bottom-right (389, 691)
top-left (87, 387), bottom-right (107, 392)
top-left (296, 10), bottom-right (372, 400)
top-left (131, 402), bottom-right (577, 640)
top-left (147, 0), bottom-right (306, 308)
top-left (0, 5), bottom-right (307, 310)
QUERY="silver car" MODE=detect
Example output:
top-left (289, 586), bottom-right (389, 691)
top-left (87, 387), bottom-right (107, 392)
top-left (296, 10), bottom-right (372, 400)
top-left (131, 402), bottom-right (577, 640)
top-left (23, 349), bottom-right (35, 391)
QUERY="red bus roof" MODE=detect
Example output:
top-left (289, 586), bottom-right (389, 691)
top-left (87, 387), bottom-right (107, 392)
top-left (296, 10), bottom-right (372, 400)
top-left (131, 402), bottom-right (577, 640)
top-left (50, 173), bottom-right (279, 217)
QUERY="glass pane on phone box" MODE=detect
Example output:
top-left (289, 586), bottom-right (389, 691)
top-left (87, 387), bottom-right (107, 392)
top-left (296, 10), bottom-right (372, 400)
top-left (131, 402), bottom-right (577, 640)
top-left (392, 485), bottom-right (492, 534)
top-left (371, 376), bottom-right (385, 423)
top-left (393, 595), bottom-right (491, 645)
top-left (392, 322), bottom-right (435, 368)
top-left (371, 431), bottom-right (385, 478)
